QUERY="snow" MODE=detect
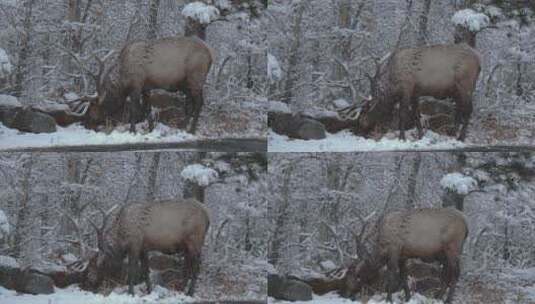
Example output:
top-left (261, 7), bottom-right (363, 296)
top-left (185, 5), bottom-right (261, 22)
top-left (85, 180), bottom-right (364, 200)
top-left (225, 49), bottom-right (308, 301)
top-left (0, 209), bottom-right (9, 239)
top-left (440, 172), bottom-right (478, 195)
top-left (269, 101), bottom-right (291, 114)
top-left (268, 292), bottom-right (443, 304)
top-left (268, 53), bottom-right (282, 82)
top-left (319, 260), bottom-right (336, 272)
top-left (63, 92), bottom-right (80, 101)
top-left (268, 129), bottom-right (466, 152)
top-left (0, 285), bottom-right (195, 304)
top-left (0, 123), bottom-right (196, 151)
top-left (452, 9), bottom-right (490, 32)
top-left (214, 0), bottom-right (232, 11)
top-left (0, 48), bottom-right (11, 77)
top-left (182, 2), bottom-right (220, 25)
top-left (332, 99), bottom-right (350, 109)
top-left (181, 164), bottom-right (219, 186)
top-left (0, 94), bottom-right (21, 107)
top-left (0, 255), bottom-right (19, 268)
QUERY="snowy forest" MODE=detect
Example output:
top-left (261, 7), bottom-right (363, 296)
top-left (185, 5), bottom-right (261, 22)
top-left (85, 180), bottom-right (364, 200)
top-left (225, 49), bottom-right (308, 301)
top-left (268, 152), bottom-right (535, 303)
top-left (267, 0), bottom-right (535, 151)
top-left (0, 152), bottom-right (268, 302)
top-left (0, 0), bottom-right (267, 150)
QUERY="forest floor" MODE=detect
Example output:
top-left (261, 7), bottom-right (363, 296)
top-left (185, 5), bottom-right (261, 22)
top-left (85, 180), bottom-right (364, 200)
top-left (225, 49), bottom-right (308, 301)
top-left (268, 126), bottom-right (535, 152)
top-left (0, 123), bottom-right (266, 152)
top-left (0, 285), bottom-right (265, 304)
top-left (268, 268), bottom-right (535, 304)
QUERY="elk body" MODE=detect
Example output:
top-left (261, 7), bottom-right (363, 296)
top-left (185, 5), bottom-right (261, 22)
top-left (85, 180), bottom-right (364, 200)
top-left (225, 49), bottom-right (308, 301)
top-left (343, 208), bottom-right (468, 303)
top-left (340, 43), bottom-right (481, 141)
top-left (83, 199), bottom-right (210, 296)
top-left (83, 36), bottom-right (213, 134)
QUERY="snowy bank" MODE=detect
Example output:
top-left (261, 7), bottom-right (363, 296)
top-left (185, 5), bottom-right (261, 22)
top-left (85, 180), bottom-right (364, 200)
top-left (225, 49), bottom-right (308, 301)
top-left (268, 291), bottom-right (443, 304)
top-left (0, 285), bottom-right (195, 304)
top-left (0, 123), bottom-right (196, 150)
top-left (268, 129), bottom-right (466, 152)
top-left (181, 164), bottom-right (219, 186)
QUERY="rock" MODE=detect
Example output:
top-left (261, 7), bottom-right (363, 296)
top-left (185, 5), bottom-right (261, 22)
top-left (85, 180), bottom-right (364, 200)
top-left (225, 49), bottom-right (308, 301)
top-left (296, 118), bottom-right (326, 140)
top-left (269, 112), bottom-right (327, 140)
top-left (0, 106), bottom-right (56, 133)
top-left (0, 255), bottom-right (21, 290)
top-left (16, 271), bottom-right (54, 295)
top-left (268, 274), bottom-right (313, 301)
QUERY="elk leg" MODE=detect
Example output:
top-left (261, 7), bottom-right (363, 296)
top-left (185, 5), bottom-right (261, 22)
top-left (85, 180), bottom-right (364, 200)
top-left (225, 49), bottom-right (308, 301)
top-left (142, 91), bottom-right (155, 131)
top-left (399, 95), bottom-right (410, 140)
top-left (140, 251), bottom-right (152, 293)
top-left (187, 254), bottom-right (200, 296)
top-left (398, 260), bottom-right (411, 301)
top-left (188, 90), bottom-right (204, 134)
top-left (127, 253), bottom-right (139, 295)
top-left (444, 247), bottom-right (461, 303)
top-left (182, 88), bottom-right (193, 130)
top-left (386, 254), bottom-right (400, 303)
top-left (411, 98), bottom-right (424, 139)
top-left (455, 85), bottom-right (473, 141)
top-left (128, 91), bottom-right (142, 133)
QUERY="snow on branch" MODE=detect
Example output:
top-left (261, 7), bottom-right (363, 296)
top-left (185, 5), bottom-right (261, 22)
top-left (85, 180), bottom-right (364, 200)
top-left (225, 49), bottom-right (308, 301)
top-left (267, 53), bottom-right (282, 82)
top-left (452, 9), bottom-right (490, 32)
top-left (440, 172), bottom-right (478, 195)
top-left (182, 2), bottom-right (220, 25)
top-left (181, 164), bottom-right (219, 187)
top-left (0, 48), bottom-right (12, 77)
top-left (0, 209), bottom-right (9, 240)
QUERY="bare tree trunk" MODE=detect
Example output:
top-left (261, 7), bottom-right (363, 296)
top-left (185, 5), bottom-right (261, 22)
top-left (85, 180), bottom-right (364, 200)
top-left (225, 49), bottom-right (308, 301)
top-left (12, 155), bottom-right (33, 259)
top-left (417, 0), bottom-right (432, 46)
top-left (14, 0), bottom-right (35, 97)
top-left (147, 0), bottom-right (160, 40)
top-left (406, 154), bottom-right (421, 208)
top-left (146, 152), bottom-right (161, 200)
top-left (268, 163), bottom-right (294, 266)
top-left (281, 2), bottom-right (306, 104)
top-left (334, 0), bottom-right (352, 80)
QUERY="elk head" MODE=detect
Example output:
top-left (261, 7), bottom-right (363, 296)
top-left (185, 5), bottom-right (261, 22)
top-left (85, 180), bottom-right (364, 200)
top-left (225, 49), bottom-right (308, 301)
top-left (69, 204), bottom-right (122, 290)
top-left (67, 51), bottom-right (120, 129)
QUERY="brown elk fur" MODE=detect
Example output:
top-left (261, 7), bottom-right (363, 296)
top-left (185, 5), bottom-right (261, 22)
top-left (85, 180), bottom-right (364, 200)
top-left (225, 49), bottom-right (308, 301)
top-left (343, 208), bottom-right (468, 303)
top-left (354, 43), bottom-right (481, 141)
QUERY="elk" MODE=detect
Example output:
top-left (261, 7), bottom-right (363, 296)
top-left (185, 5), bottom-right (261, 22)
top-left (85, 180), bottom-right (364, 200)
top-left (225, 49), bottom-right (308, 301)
top-left (74, 36), bottom-right (213, 134)
top-left (338, 43), bottom-right (481, 141)
top-left (342, 208), bottom-right (468, 303)
top-left (74, 199), bottom-right (210, 296)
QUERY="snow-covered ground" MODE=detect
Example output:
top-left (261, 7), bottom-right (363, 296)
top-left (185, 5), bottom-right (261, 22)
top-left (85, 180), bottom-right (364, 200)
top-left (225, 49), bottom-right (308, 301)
top-left (0, 123), bottom-right (197, 150)
top-left (268, 129), bottom-right (466, 152)
top-left (268, 292), bottom-right (443, 304)
top-left (0, 285), bottom-right (194, 304)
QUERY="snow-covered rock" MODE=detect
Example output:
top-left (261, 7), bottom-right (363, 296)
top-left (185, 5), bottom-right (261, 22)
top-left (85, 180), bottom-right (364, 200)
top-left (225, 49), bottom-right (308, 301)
top-left (319, 260), bottom-right (337, 272)
top-left (268, 101), bottom-right (291, 114)
top-left (0, 48), bottom-right (11, 78)
top-left (0, 210), bottom-right (9, 240)
top-left (440, 172), bottom-right (478, 195)
top-left (268, 53), bottom-right (282, 82)
top-left (332, 98), bottom-right (350, 109)
top-left (182, 2), bottom-right (220, 24)
top-left (0, 95), bottom-right (20, 108)
top-left (181, 164), bottom-right (219, 186)
top-left (452, 9), bottom-right (490, 32)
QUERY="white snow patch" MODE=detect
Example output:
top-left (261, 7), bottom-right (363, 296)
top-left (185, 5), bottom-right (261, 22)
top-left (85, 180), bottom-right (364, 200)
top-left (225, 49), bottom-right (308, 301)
top-left (0, 209), bottom-right (9, 238)
top-left (0, 285), bottom-right (195, 304)
top-left (0, 94), bottom-right (21, 107)
top-left (302, 108), bottom-right (338, 119)
top-left (214, 0), bottom-right (232, 10)
top-left (440, 172), bottom-right (478, 195)
top-left (0, 48), bottom-right (12, 77)
top-left (181, 164), bottom-right (219, 186)
top-left (35, 100), bottom-right (70, 112)
top-left (182, 2), bottom-right (220, 24)
top-left (332, 99), bottom-right (350, 109)
top-left (452, 9), bottom-right (490, 32)
top-left (63, 92), bottom-right (80, 101)
top-left (319, 260), bottom-right (337, 272)
top-left (0, 255), bottom-right (19, 268)
top-left (0, 123), bottom-right (196, 150)
top-left (268, 53), bottom-right (282, 82)
top-left (268, 129), bottom-right (466, 152)
top-left (269, 101), bottom-right (291, 114)
top-left (268, 291), bottom-right (443, 303)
